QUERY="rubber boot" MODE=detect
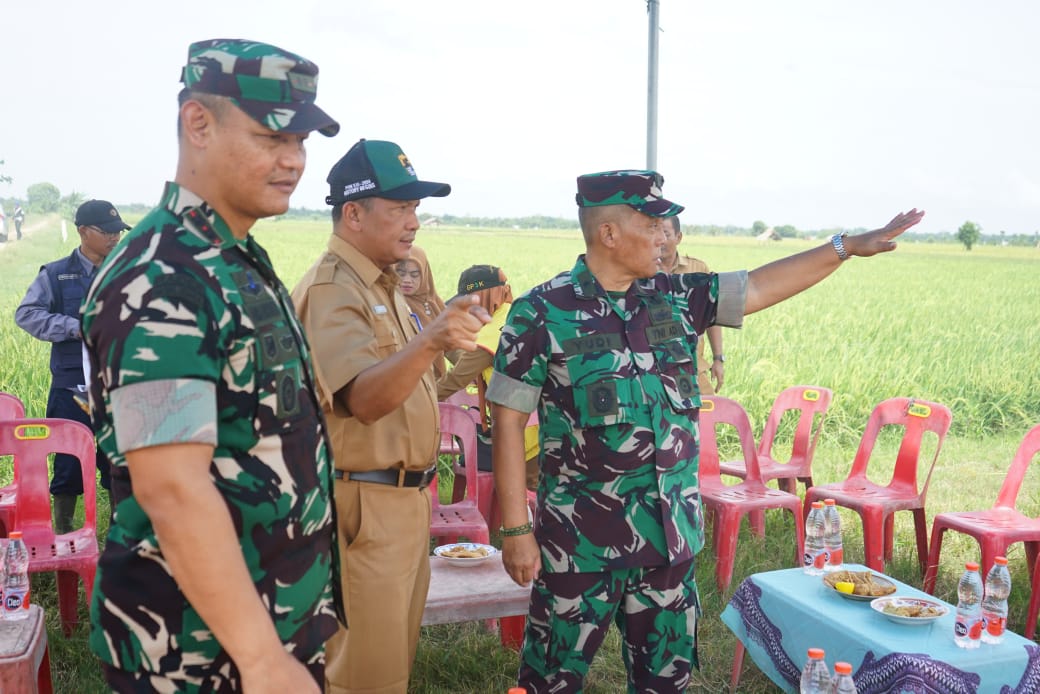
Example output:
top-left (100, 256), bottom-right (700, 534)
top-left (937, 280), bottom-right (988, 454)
top-left (53, 494), bottom-right (78, 534)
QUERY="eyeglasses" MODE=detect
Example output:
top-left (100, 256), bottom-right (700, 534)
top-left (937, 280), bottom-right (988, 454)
top-left (90, 225), bottom-right (124, 236)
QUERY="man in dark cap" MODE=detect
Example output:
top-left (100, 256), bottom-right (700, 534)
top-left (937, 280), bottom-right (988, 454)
top-left (292, 138), bottom-right (489, 694)
top-left (81, 39), bottom-right (341, 693)
top-left (487, 169), bottom-right (924, 692)
top-left (15, 199), bottom-right (129, 532)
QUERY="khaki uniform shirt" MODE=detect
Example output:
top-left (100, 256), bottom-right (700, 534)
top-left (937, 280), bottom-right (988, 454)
top-left (292, 235), bottom-right (439, 472)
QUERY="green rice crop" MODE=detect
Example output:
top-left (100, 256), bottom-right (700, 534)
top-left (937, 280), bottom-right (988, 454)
top-left (2, 214), bottom-right (1038, 692)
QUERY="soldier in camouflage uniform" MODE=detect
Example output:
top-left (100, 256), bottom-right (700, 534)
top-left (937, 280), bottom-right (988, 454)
top-left (82, 39), bottom-right (343, 693)
top-left (660, 215), bottom-right (726, 395)
top-left (487, 170), bottom-right (924, 693)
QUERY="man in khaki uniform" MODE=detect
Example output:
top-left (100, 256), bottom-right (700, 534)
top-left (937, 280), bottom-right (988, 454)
top-left (660, 215), bottom-right (725, 394)
top-left (292, 138), bottom-right (489, 694)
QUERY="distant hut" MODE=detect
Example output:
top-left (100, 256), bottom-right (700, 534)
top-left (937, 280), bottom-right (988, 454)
top-left (756, 226), bottom-right (782, 242)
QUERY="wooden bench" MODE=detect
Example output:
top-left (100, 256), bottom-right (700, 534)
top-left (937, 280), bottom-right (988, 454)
top-left (422, 554), bottom-right (530, 648)
top-left (0, 604), bottom-right (53, 694)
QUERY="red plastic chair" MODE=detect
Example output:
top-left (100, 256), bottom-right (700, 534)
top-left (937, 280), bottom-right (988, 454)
top-left (0, 392), bottom-right (27, 536)
top-left (698, 396), bottom-right (805, 591)
top-left (1026, 551), bottom-right (1040, 639)
top-left (0, 418), bottom-right (99, 637)
top-left (431, 403), bottom-right (490, 545)
top-left (923, 423), bottom-right (1040, 598)
top-left (719, 385), bottom-right (832, 495)
top-left (804, 397), bottom-right (952, 575)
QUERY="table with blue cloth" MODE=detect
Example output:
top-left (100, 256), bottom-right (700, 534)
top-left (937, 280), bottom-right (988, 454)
top-left (721, 564), bottom-right (1039, 693)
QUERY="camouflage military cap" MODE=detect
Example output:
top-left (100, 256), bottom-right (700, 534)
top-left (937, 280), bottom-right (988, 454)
top-left (575, 170), bottom-right (684, 217)
top-left (180, 38), bottom-right (339, 137)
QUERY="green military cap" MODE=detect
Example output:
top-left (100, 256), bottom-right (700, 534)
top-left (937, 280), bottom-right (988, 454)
top-left (180, 38), bottom-right (339, 137)
top-left (575, 170), bottom-right (684, 217)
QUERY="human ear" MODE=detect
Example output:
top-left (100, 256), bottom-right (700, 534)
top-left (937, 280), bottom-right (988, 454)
top-left (179, 100), bottom-right (214, 147)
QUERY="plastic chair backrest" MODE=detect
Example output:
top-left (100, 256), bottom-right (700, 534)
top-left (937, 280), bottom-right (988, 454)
top-left (992, 423), bottom-right (1040, 510)
top-left (436, 403), bottom-right (479, 509)
top-left (758, 386), bottom-right (832, 467)
top-left (700, 396), bottom-right (762, 482)
top-left (0, 392), bottom-right (26, 420)
top-left (845, 397), bottom-right (952, 495)
top-left (0, 418), bottom-right (96, 544)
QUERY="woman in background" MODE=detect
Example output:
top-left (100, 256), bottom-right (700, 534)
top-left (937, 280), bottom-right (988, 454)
top-left (395, 245), bottom-right (451, 378)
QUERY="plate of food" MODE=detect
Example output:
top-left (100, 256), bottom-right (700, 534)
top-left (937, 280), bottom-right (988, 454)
top-left (870, 596), bottom-right (949, 626)
top-left (432, 542), bottom-right (499, 566)
top-left (822, 570), bottom-right (897, 601)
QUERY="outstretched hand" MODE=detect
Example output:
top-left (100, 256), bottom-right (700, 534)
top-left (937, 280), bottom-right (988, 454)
top-left (847, 208), bottom-right (925, 258)
top-left (424, 294), bottom-right (492, 352)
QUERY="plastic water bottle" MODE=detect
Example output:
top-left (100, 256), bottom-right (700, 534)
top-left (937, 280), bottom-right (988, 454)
top-left (981, 556), bottom-right (1011, 644)
top-left (833, 661), bottom-right (857, 693)
top-left (803, 501), bottom-right (827, 575)
top-left (823, 499), bottom-right (844, 572)
top-left (3, 531), bottom-right (30, 620)
top-left (800, 647), bottom-right (833, 693)
top-left (953, 561), bottom-right (983, 648)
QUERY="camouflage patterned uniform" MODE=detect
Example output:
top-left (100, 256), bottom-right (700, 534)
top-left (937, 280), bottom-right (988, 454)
top-left (670, 254), bottom-right (717, 395)
top-left (82, 182), bottom-right (340, 688)
top-left (487, 252), bottom-right (747, 692)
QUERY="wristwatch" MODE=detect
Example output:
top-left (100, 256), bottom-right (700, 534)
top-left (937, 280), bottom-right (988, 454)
top-left (831, 231), bottom-right (850, 261)
top-left (713, 354), bottom-right (725, 363)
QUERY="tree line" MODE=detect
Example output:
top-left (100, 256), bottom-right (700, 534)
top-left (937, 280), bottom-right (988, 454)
top-left (2, 174), bottom-right (1036, 249)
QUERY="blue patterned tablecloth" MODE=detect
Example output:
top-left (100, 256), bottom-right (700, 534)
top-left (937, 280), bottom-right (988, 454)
top-left (721, 565), bottom-right (1039, 694)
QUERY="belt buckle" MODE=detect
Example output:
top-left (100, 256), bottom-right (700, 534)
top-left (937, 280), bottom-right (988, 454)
top-left (419, 466), bottom-right (436, 490)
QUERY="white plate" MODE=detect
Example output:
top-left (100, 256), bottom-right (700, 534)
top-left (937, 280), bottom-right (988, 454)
top-left (823, 571), bottom-right (897, 602)
top-left (870, 596), bottom-right (949, 626)
top-left (432, 542), bottom-right (499, 566)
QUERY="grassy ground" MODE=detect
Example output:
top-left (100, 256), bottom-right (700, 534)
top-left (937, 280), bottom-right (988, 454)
top-left (0, 214), bottom-right (1038, 692)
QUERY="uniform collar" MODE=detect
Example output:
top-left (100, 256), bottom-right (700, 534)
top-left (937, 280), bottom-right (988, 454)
top-left (570, 255), bottom-right (657, 300)
top-left (326, 234), bottom-right (396, 290)
top-left (159, 181), bottom-right (241, 249)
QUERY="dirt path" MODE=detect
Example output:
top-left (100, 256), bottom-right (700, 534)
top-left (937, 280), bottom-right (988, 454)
top-left (0, 216), bottom-right (57, 251)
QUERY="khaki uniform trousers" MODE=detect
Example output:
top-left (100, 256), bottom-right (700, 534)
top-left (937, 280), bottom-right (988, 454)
top-left (325, 478), bottom-right (432, 694)
top-left (697, 366), bottom-right (715, 397)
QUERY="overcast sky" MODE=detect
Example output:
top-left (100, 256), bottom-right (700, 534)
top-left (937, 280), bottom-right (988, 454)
top-left (2, 1), bottom-right (1037, 234)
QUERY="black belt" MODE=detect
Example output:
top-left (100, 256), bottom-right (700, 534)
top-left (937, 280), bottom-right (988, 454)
top-left (334, 466), bottom-right (436, 489)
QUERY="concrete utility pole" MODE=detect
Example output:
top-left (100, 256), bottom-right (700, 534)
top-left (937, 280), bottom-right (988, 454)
top-left (646, 0), bottom-right (660, 170)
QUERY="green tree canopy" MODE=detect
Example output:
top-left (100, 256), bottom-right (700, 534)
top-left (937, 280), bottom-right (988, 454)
top-left (956, 220), bottom-right (981, 251)
top-left (27, 182), bottom-right (61, 213)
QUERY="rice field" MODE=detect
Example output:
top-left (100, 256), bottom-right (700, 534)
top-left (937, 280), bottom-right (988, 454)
top-left (1, 213), bottom-right (1038, 692)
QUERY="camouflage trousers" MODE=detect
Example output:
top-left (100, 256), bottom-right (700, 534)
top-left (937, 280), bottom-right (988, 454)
top-left (518, 559), bottom-right (699, 693)
top-left (102, 656), bottom-right (324, 693)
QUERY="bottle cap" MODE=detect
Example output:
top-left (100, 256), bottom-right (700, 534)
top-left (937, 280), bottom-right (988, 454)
top-left (7, 531), bottom-right (21, 539)
top-left (508, 689), bottom-right (527, 694)
top-left (994, 556), bottom-right (1008, 566)
top-left (966, 561), bottom-right (979, 571)
top-left (811, 501), bottom-right (824, 509)
top-left (835, 662), bottom-right (852, 675)
top-left (824, 498), bottom-right (836, 505)
top-left (807, 647), bottom-right (825, 659)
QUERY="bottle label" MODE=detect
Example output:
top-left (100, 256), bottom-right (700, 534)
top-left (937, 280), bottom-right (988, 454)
top-left (803, 549), bottom-right (828, 569)
top-left (984, 614), bottom-right (1006, 637)
top-left (828, 548), bottom-right (844, 566)
top-left (968, 618), bottom-right (983, 640)
top-left (954, 619), bottom-right (968, 637)
top-left (4, 589), bottom-right (29, 613)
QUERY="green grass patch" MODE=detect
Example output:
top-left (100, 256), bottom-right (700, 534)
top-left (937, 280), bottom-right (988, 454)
top-left (1, 215), bottom-right (1038, 691)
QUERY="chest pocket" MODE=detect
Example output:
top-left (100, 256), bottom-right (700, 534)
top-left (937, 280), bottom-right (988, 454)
top-left (235, 271), bottom-right (310, 435)
top-left (562, 332), bottom-right (640, 429)
top-left (372, 312), bottom-right (402, 358)
top-left (650, 333), bottom-right (700, 412)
